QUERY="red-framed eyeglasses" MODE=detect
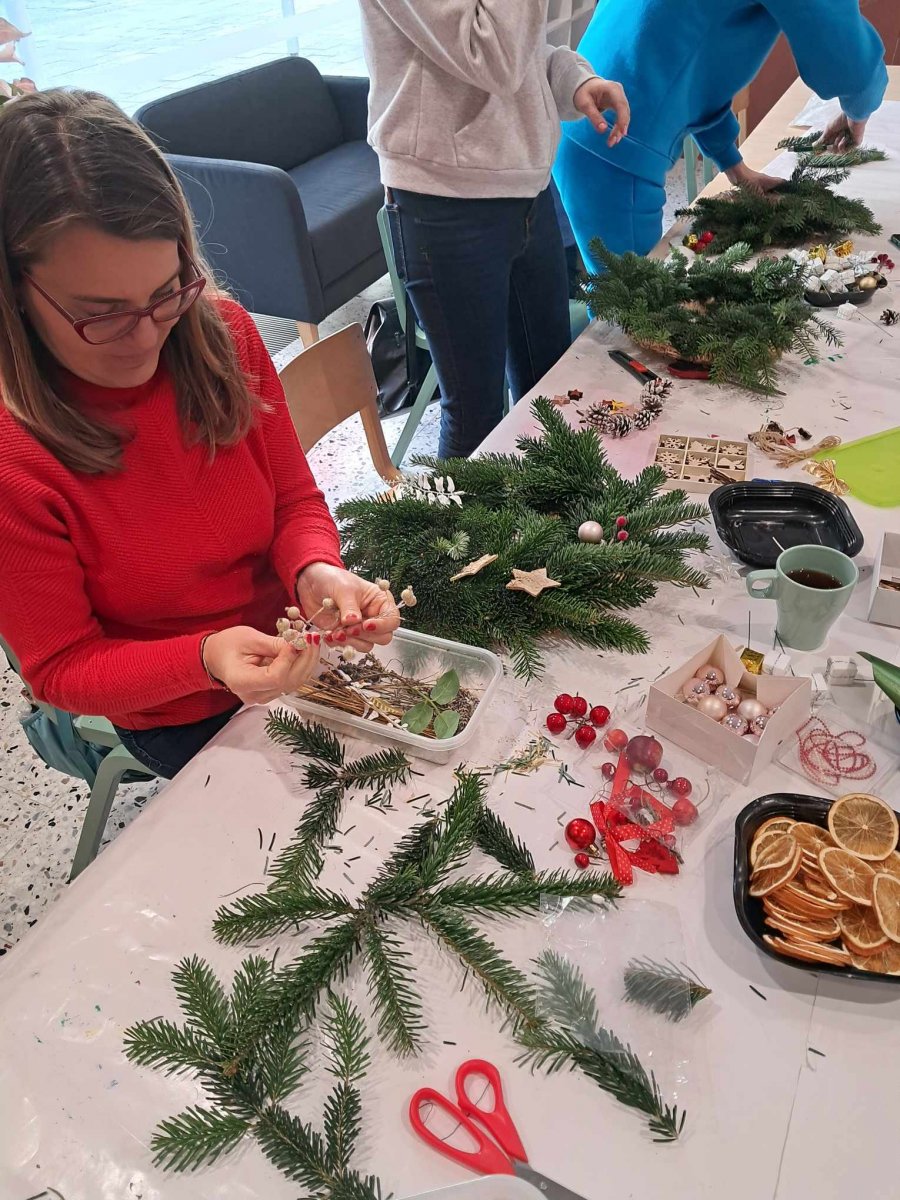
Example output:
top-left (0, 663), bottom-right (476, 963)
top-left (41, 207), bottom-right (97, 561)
top-left (24, 251), bottom-right (207, 346)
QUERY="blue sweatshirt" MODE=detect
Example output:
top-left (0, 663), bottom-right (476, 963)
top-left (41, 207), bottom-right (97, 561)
top-left (561, 0), bottom-right (888, 183)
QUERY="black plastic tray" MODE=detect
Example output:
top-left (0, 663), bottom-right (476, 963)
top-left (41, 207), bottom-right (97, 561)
top-left (709, 481), bottom-right (864, 568)
top-left (805, 276), bottom-right (887, 307)
top-left (734, 793), bottom-right (900, 985)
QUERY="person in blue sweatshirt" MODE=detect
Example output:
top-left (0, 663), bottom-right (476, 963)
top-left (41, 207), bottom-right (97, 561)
top-left (554, 0), bottom-right (888, 269)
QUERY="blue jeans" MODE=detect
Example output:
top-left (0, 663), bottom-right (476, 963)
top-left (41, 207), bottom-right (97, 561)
top-left (554, 138), bottom-right (668, 271)
top-left (388, 187), bottom-right (571, 458)
top-left (114, 703), bottom-right (240, 779)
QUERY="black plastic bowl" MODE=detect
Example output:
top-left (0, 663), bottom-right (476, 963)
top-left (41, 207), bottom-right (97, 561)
top-left (709, 481), bottom-right (864, 568)
top-left (733, 793), bottom-right (900, 984)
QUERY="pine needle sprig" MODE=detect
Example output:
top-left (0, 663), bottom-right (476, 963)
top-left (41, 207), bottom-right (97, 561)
top-left (475, 806), bottom-right (536, 875)
top-left (517, 952), bottom-right (685, 1142)
top-left (363, 918), bottom-right (426, 1057)
top-left (150, 1106), bottom-right (251, 1172)
top-left (266, 710), bottom-right (344, 763)
top-left (623, 958), bottom-right (712, 1022)
top-left (213, 885), bottom-right (355, 945)
top-left (431, 869), bottom-right (621, 916)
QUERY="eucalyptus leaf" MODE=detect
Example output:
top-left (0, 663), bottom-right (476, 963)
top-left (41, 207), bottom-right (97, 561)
top-left (430, 670), bottom-right (460, 706)
top-left (433, 710), bottom-right (461, 740)
top-left (400, 702), bottom-right (432, 736)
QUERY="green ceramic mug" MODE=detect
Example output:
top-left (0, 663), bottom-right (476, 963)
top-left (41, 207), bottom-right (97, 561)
top-left (746, 544), bottom-right (858, 652)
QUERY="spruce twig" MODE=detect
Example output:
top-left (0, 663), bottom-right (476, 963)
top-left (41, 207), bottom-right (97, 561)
top-left (623, 957), bottom-right (712, 1022)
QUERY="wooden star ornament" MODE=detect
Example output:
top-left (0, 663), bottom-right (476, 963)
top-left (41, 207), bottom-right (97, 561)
top-left (450, 553), bottom-right (498, 582)
top-left (506, 567), bottom-right (562, 597)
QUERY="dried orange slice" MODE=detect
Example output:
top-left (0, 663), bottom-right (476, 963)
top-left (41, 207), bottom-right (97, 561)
top-left (828, 794), bottom-right (898, 861)
top-left (875, 851), bottom-right (900, 882)
top-left (848, 942), bottom-right (900, 974)
top-left (800, 873), bottom-right (838, 901)
top-left (819, 847), bottom-right (876, 906)
top-left (749, 843), bottom-right (802, 897)
top-left (791, 822), bottom-right (834, 855)
top-left (779, 881), bottom-right (851, 915)
top-left (838, 905), bottom-right (889, 954)
top-left (765, 912), bottom-right (840, 942)
top-left (763, 934), bottom-right (850, 967)
top-left (750, 832), bottom-right (797, 872)
top-left (756, 817), bottom-right (796, 838)
top-left (873, 873), bottom-right (900, 944)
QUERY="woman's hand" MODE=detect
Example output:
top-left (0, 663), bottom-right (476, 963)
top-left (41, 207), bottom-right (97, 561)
top-left (725, 161), bottom-right (785, 195)
top-left (817, 113), bottom-right (867, 153)
top-left (574, 77), bottom-right (630, 147)
top-left (202, 626), bottom-right (319, 704)
top-left (296, 562), bottom-right (401, 652)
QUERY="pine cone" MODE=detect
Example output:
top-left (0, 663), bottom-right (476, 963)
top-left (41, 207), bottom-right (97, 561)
top-left (641, 394), bottom-right (666, 416)
top-left (881, 309), bottom-right (899, 327)
top-left (609, 414), bottom-right (633, 438)
top-left (633, 408), bottom-right (656, 431)
top-left (642, 378), bottom-right (673, 400)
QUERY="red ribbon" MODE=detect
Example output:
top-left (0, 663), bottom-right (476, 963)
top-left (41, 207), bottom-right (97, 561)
top-left (590, 760), bottom-right (680, 885)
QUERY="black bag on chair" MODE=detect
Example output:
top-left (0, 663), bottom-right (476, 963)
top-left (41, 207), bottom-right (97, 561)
top-left (364, 295), bottom-right (433, 416)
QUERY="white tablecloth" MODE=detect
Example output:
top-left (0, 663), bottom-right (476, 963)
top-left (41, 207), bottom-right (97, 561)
top-left (2, 109), bottom-right (900, 1200)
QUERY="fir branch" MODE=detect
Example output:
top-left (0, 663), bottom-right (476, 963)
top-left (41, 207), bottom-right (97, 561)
top-left (123, 1017), bottom-right (220, 1077)
top-left (623, 958), bottom-right (712, 1022)
top-left (416, 771), bottom-right (486, 887)
top-left (275, 917), bottom-right (367, 1024)
top-left (340, 748), bottom-right (413, 793)
top-left (476, 806), bottom-right (536, 875)
top-left (321, 994), bottom-right (370, 1169)
top-left (430, 869), bottom-right (621, 916)
top-left (266, 711), bottom-right (345, 764)
top-left (213, 885), bottom-right (355, 946)
top-left (363, 919), bottom-right (426, 1056)
top-left (419, 907), bottom-right (540, 1034)
top-left (518, 952), bottom-right (685, 1142)
top-left (150, 1106), bottom-right (251, 1172)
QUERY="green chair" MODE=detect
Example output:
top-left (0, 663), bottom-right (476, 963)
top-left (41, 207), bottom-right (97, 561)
top-left (376, 208), bottom-right (590, 464)
top-left (0, 636), bottom-right (158, 881)
top-left (683, 135), bottom-right (717, 205)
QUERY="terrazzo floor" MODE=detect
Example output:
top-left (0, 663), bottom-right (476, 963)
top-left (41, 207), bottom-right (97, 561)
top-left (0, 174), bottom-right (687, 956)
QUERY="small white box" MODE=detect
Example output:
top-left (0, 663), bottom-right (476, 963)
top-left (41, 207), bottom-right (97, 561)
top-left (868, 531), bottom-right (900, 629)
top-left (645, 634), bottom-right (812, 785)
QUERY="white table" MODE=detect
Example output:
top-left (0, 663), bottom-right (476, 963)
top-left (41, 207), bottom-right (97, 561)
top-left (3, 87), bottom-right (900, 1200)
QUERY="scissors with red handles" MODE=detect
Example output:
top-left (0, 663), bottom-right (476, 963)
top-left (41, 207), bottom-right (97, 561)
top-left (409, 1059), bottom-right (589, 1200)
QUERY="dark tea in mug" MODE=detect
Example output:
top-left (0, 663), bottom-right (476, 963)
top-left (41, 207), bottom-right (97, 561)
top-left (785, 568), bottom-right (842, 590)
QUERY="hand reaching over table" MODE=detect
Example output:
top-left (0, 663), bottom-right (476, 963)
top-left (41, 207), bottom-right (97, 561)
top-left (296, 561), bottom-right (402, 653)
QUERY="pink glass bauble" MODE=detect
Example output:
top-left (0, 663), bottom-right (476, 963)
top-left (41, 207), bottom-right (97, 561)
top-left (699, 663), bottom-right (726, 687)
top-left (696, 694), bottom-right (728, 721)
top-left (682, 677), bottom-right (711, 705)
top-left (737, 698), bottom-right (767, 723)
top-left (751, 713), bottom-right (770, 735)
top-left (722, 713), bottom-right (749, 735)
top-left (715, 685), bottom-right (741, 710)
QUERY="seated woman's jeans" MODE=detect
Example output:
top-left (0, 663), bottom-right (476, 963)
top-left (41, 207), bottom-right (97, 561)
top-left (114, 703), bottom-right (241, 779)
top-left (387, 186), bottom-right (571, 459)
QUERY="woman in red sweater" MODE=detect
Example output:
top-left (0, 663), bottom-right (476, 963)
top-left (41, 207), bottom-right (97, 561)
top-left (0, 89), bottom-right (400, 778)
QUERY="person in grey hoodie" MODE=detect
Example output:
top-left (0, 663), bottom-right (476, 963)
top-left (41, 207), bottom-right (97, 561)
top-left (359, 0), bottom-right (628, 457)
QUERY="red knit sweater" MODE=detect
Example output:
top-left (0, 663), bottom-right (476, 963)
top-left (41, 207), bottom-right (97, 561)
top-left (0, 301), bottom-right (342, 729)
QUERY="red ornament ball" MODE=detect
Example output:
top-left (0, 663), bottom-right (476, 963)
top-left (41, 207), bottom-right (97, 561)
top-left (575, 724), bottom-right (597, 749)
top-left (565, 818), bottom-right (596, 851)
top-left (616, 515), bottom-right (628, 529)
top-left (590, 704), bottom-right (611, 727)
top-left (546, 712), bottom-right (567, 734)
top-left (668, 776), bottom-right (693, 797)
top-left (600, 761), bottom-right (616, 779)
top-left (672, 797), bottom-right (699, 826)
top-left (652, 767), bottom-right (669, 784)
top-left (699, 230), bottom-right (715, 244)
top-left (625, 735), bottom-right (664, 773)
top-left (574, 852), bottom-right (591, 870)
top-left (554, 693), bottom-right (575, 715)
top-left (571, 695), bottom-right (589, 718)
top-left (617, 530), bottom-right (629, 543)
top-left (604, 727), bottom-right (629, 753)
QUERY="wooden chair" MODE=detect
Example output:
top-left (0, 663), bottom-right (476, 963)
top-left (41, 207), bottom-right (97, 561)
top-left (279, 322), bottom-right (402, 484)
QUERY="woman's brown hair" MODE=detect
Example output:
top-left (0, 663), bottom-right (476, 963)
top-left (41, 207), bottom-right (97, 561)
top-left (0, 88), bottom-right (260, 474)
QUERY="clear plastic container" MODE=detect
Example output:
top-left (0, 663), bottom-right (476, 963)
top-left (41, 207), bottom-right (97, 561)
top-left (281, 628), bottom-right (503, 764)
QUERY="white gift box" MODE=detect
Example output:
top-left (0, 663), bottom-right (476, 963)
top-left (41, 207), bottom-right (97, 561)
top-left (868, 531), bottom-right (900, 629)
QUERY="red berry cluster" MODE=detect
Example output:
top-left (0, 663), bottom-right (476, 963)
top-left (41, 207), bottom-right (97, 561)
top-left (546, 694), bottom-right (610, 748)
top-left (616, 515), bottom-right (629, 543)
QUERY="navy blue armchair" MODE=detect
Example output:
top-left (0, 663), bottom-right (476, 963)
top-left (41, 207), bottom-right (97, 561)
top-left (135, 57), bottom-right (385, 340)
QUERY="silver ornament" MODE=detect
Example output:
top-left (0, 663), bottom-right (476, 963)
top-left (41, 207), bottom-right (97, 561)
top-left (699, 664), bottom-right (725, 687)
top-left (722, 713), bottom-right (749, 735)
top-left (682, 677), bottom-right (712, 705)
top-left (737, 697), bottom-right (767, 723)
top-left (715, 685), bottom-right (741, 710)
top-left (578, 520), bottom-right (604, 543)
top-left (697, 694), bottom-right (728, 721)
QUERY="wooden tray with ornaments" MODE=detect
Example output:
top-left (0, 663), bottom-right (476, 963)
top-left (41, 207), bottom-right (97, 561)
top-left (655, 436), bottom-right (748, 495)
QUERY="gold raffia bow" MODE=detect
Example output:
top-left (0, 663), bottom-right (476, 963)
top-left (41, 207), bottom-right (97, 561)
top-left (808, 244), bottom-right (827, 262)
top-left (804, 458), bottom-right (849, 495)
top-left (834, 240), bottom-right (855, 258)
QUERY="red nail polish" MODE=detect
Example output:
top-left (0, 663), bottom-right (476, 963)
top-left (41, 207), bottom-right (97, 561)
top-left (335, 631), bottom-right (346, 643)
top-left (312, 633), bottom-right (321, 645)
top-left (364, 620), bottom-right (377, 632)
top-left (324, 632), bottom-right (335, 644)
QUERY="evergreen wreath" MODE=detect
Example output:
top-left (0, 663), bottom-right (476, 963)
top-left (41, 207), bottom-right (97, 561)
top-left (579, 241), bottom-right (841, 393)
top-left (676, 131), bottom-right (884, 253)
top-left (338, 395), bottom-right (709, 680)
